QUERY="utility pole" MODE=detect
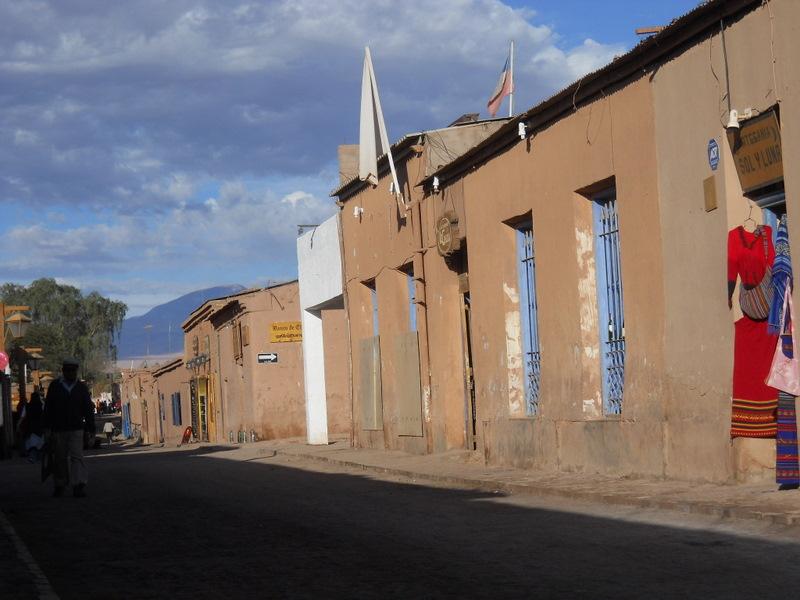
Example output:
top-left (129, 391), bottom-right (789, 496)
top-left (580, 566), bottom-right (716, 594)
top-left (144, 324), bottom-right (153, 361)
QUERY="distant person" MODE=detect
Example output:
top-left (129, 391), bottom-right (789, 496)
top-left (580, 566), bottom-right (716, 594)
top-left (13, 397), bottom-right (26, 456)
top-left (103, 421), bottom-right (114, 446)
top-left (21, 391), bottom-right (46, 462)
top-left (44, 358), bottom-right (95, 498)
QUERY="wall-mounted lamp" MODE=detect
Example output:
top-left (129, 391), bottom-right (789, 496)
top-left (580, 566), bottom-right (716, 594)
top-left (432, 176), bottom-right (440, 193)
top-left (727, 107), bottom-right (755, 130)
top-left (353, 205), bottom-right (364, 219)
top-left (518, 122), bottom-right (527, 140)
top-left (726, 109), bottom-right (740, 130)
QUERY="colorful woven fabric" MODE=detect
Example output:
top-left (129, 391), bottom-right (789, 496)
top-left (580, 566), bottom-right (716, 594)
top-left (769, 216), bottom-right (791, 335)
top-left (732, 317), bottom-right (778, 438)
top-left (732, 398), bottom-right (779, 437)
top-left (776, 391), bottom-right (799, 484)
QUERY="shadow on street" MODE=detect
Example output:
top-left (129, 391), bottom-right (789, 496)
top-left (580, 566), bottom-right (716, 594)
top-left (2, 445), bottom-right (800, 599)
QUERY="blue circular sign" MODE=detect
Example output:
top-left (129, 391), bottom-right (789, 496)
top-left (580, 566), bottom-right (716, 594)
top-left (708, 138), bottom-right (719, 171)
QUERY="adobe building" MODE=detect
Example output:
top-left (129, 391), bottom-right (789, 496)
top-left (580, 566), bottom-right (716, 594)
top-left (119, 368), bottom-right (158, 444)
top-left (182, 283), bottom-right (307, 443)
top-left (333, 0), bottom-right (800, 483)
top-left (297, 214), bottom-right (351, 445)
top-left (182, 301), bottom-right (220, 442)
top-left (152, 358), bottom-right (191, 446)
top-left (413, 0), bottom-right (799, 483)
top-left (332, 117), bottom-right (509, 454)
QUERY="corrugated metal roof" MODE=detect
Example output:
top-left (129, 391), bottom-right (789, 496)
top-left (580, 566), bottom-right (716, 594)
top-left (330, 117), bottom-right (511, 199)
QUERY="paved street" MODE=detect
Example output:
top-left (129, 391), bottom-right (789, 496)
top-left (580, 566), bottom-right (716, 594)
top-left (3, 443), bottom-right (800, 599)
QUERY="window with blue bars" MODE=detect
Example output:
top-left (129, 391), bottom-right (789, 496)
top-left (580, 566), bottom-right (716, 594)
top-left (757, 192), bottom-right (786, 246)
top-left (592, 192), bottom-right (625, 415)
top-left (516, 221), bottom-right (541, 415)
top-left (406, 268), bottom-right (417, 332)
top-left (171, 392), bottom-right (182, 426)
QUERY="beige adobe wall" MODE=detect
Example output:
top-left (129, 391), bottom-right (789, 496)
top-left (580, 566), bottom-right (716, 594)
top-left (652, 0), bottom-right (800, 482)
top-left (142, 373), bottom-right (159, 445)
top-left (154, 363), bottom-right (191, 446)
top-left (448, 74), bottom-right (666, 477)
top-left (214, 305), bottom-right (247, 442)
top-left (213, 285), bottom-right (306, 441)
top-left (246, 284), bottom-right (306, 440)
top-left (120, 370), bottom-right (157, 442)
top-left (321, 306), bottom-right (351, 435)
top-left (341, 149), bottom-right (470, 454)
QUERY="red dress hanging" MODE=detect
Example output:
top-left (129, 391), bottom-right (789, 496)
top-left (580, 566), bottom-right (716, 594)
top-left (728, 225), bottom-right (778, 438)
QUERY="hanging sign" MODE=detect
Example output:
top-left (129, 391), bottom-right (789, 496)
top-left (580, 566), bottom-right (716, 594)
top-left (269, 321), bottom-right (302, 343)
top-left (726, 110), bottom-right (783, 194)
top-left (435, 210), bottom-right (461, 257)
top-left (707, 139), bottom-right (719, 171)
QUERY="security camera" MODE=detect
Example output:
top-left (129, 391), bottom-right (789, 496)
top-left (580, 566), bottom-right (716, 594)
top-left (432, 176), bottom-right (440, 193)
top-left (518, 122), bottom-right (527, 139)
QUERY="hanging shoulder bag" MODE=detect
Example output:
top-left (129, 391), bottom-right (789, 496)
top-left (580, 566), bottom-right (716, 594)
top-left (767, 286), bottom-right (800, 395)
top-left (739, 229), bottom-right (773, 320)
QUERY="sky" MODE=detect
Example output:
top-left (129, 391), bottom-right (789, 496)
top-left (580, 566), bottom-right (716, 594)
top-left (0, 0), bottom-right (702, 316)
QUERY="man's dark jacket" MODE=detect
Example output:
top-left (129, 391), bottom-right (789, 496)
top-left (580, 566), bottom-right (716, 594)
top-left (44, 378), bottom-right (95, 433)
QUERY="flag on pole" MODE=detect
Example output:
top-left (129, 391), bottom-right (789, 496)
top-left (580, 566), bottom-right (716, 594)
top-left (487, 51), bottom-right (514, 117)
top-left (359, 47), bottom-right (401, 199)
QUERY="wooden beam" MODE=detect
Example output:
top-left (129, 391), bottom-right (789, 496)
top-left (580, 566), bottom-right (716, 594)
top-left (635, 26), bottom-right (665, 35)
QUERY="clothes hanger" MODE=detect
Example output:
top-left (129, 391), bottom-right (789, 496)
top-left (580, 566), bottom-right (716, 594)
top-left (743, 204), bottom-right (758, 233)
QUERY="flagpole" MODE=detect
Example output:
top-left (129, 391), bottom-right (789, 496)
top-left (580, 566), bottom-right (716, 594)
top-left (509, 40), bottom-right (514, 117)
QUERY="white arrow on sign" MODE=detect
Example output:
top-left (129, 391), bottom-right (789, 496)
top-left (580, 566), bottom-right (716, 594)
top-left (258, 353), bottom-right (278, 363)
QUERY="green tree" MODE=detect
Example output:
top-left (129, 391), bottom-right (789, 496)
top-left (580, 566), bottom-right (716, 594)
top-left (0, 278), bottom-right (127, 386)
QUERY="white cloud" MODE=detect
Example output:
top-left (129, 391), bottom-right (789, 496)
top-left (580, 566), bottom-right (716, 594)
top-left (0, 0), bottom-right (629, 313)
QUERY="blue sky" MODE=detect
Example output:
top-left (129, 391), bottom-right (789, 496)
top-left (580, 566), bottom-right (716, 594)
top-left (0, 1), bottom-right (703, 316)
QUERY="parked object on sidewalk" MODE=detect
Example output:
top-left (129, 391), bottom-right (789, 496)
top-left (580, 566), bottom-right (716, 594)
top-left (179, 426), bottom-right (193, 446)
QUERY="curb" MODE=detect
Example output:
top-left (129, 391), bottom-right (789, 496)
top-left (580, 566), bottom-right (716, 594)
top-left (274, 449), bottom-right (800, 527)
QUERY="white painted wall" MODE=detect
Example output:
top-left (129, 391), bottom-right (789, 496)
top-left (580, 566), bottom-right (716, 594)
top-left (297, 214), bottom-right (344, 445)
top-left (298, 215), bottom-right (343, 311)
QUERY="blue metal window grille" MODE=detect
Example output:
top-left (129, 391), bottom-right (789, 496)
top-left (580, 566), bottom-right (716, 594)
top-left (370, 284), bottom-right (379, 337)
top-left (122, 404), bottom-right (131, 438)
top-left (407, 269), bottom-right (417, 331)
top-left (593, 194), bottom-right (626, 415)
top-left (757, 192), bottom-right (786, 246)
top-left (516, 222), bottom-right (541, 415)
top-left (172, 392), bottom-right (182, 426)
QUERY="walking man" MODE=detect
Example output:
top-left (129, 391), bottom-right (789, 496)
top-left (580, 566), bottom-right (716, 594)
top-left (44, 358), bottom-right (95, 498)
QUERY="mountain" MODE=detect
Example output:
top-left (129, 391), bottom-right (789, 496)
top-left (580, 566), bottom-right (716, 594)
top-left (117, 285), bottom-right (245, 359)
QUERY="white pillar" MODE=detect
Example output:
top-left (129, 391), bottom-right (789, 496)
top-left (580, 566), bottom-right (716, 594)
top-left (302, 308), bottom-right (329, 445)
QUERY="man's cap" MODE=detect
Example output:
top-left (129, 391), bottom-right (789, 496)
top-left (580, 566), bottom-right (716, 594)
top-left (62, 357), bottom-right (79, 368)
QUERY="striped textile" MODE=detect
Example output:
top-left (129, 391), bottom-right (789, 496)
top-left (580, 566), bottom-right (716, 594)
top-left (731, 397), bottom-right (778, 438)
top-left (768, 216), bottom-right (791, 335)
top-left (731, 317), bottom-right (778, 438)
top-left (776, 391), bottom-right (799, 484)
